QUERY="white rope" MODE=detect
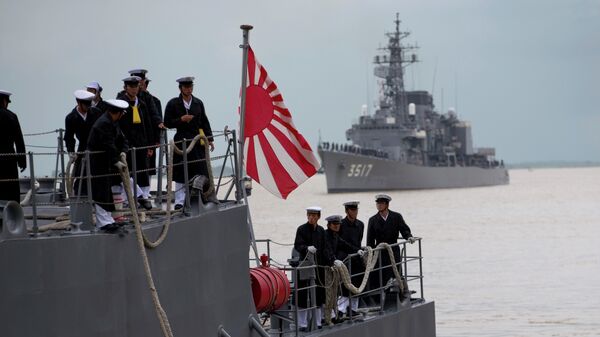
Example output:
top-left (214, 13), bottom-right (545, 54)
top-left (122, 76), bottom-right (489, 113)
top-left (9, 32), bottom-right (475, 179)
top-left (117, 156), bottom-right (174, 337)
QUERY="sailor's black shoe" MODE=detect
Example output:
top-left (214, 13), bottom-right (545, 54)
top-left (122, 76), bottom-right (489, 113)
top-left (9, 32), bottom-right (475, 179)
top-left (137, 197), bottom-right (153, 210)
top-left (99, 223), bottom-right (120, 233)
top-left (174, 204), bottom-right (184, 211)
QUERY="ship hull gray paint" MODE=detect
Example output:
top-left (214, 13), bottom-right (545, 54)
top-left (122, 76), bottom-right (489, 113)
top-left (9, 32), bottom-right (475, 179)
top-left (0, 204), bottom-right (258, 337)
top-left (320, 150), bottom-right (509, 193)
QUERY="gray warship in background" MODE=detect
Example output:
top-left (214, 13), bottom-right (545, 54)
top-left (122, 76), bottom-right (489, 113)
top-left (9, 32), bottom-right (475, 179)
top-left (319, 15), bottom-right (509, 193)
top-left (0, 25), bottom-right (435, 337)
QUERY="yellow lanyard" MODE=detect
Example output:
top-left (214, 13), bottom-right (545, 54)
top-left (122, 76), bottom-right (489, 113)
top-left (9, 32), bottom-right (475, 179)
top-left (132, 105), bottom-right (141, 124)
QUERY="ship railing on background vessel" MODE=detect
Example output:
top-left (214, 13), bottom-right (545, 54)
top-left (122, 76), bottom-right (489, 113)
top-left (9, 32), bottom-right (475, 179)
top-left (0, 127), bottom-right (241, 235)
top-left (252, 238), bottom-right (425, 335)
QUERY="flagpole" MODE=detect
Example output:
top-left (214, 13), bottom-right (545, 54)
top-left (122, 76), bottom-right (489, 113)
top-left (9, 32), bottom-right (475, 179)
top-left (239, 24), bottom-right (261, 267)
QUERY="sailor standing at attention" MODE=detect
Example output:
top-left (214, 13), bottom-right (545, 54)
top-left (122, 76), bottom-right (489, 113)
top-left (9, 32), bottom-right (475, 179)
top-left (86, 99), bottom-right (129, 232)
top-left (0, 90), bottom-right (26, 203)
top-left (163, 76), bottom-right (214, 210)
top-left (116, 76), bottom-right (156, 210)
top-left (338, 201), bottom-right (365, 317)
top-left (128, 69), bottom-right (165, 183)
top-left (293, 206), bottom-right (327, 331)
top-left (64, 90), bottom-right (102, 195)
top-left (366, 194), bottom-right (415, 291)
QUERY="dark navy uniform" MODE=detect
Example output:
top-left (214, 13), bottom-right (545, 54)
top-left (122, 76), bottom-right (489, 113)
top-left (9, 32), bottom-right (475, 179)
top-left (366, 210), bottom-right (412, 287)
top-left (0, 97), bottom-right (26, 202)
top-left (87, 112), bottom-right (128, 212)
top-left (64, 106), bottom-right (101, 193)
top-left (294, 222), bottom-right (327, 307)
top-left (164, 94), bottom-right (213, 183)
top-left (339, 216), bottom-right (365, 296)
top-left (116, 92), bottom-right (156, 188)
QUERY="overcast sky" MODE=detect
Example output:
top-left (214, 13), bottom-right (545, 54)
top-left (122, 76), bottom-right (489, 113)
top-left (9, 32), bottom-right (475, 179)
top-left (1, 0), bottom-right (598, 174)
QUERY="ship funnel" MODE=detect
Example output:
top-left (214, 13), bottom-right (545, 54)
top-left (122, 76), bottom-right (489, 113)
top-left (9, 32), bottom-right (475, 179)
top-left (0, 201), bottom-right (27, 239)
top-left (408, 103), bottom-right (416, 116)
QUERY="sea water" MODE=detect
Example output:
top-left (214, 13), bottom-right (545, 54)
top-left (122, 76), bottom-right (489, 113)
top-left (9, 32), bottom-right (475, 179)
top-left (248, 167), bottom-right (600, 336)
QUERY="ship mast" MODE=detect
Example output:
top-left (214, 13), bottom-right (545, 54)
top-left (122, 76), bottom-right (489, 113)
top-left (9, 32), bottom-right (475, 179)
top-left (374, 13), bottom-right (418, 125)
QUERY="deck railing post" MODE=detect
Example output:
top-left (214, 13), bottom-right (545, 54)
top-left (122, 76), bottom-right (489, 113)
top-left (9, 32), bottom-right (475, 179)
top-left (419, 238), bottom-right (424, 299)
top-left (28, 152), bottom-right (38, 235)
top-left (182, 139), bottom-right (190, 210)
top-left (131, 147), bottom-right (138, 201)
top-left (379, 248), bottom-right (384, 314)
top-left (156, 130), bottom-right (165, 206)
top-left (58, 128), bottom-right (66, 198)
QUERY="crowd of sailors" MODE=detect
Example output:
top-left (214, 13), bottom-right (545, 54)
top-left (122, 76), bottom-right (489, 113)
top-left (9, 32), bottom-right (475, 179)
top-left (293, 194), bottom-right (416, 331)
top-left (318, 142), bottom-right (389, 159)
top-left (0, 69), bottom-right (214, 232)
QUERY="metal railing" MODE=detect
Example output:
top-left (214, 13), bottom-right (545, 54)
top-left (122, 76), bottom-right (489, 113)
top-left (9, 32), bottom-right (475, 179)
top-left (0, 128), bottom-right (241, 235)
top-left (252, 238), bottom-right (425, 335)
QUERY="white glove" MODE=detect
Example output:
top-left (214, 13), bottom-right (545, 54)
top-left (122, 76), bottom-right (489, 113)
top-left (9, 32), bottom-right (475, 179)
top-left (307, 246), bottom-right (317, 254)
top-left (357, 249), bottom-right (365, 257)
top-left (408, 237), bottom-right (416, 244)
top-left (334, 260), bottom-right (344, 268)
top-left (114, 161), bottom-right (127, 171)
top-left (69, 153), bottom-right (77, 161)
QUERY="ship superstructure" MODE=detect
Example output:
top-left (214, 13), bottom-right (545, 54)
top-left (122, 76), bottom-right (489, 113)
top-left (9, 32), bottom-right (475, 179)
top-left (319, 14), bottom-right (508, 192)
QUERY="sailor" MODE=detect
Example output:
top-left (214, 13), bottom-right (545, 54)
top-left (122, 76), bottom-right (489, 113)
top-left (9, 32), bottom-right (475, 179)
top-left (86, 81), bottom-right (109, 112)
top-left (129, 69), bottom-right (165, 181)
top-left (337, 201), bottom-right (365, 317)
top-left (116, 76), bottom-right (157, 210)
top-left (64, 89), bottom-right (102, 195)
top-left (324, 214), bottom-right (346, 324)
top-left (0, 90), bottom-right (26, 203)
top-left (163, 76), bottom-right (214, 210)
top-left (366, 194), bottom-right (415, 294)
top-left (293, 206), bottom-right (326, 331)
top-left (86, 99), bottom-right (129, 232)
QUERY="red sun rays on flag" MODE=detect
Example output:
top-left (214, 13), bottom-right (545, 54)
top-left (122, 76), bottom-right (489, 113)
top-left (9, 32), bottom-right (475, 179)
top-left (243, 47), bottom-right (320, 199)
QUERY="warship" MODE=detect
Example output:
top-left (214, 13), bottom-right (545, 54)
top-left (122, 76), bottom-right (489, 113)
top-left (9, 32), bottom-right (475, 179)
top-left (0, 25), bottom-right (436, 337)
top-left (319, 14), bottom-right (509, 193)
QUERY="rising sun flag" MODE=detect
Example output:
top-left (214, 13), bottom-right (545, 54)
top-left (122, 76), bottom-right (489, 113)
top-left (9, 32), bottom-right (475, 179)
top-left (242, 47), bottom-right (320, 199)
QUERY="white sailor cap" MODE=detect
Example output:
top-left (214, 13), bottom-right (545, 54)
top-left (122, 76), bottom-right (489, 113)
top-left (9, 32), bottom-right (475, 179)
top-left (325, 215), bottom-right (343, 223)
top-left (105, 99), bottom-right (129, 111)
top-left (176, 76), bottom-right (195, 84)
top-left (343, 201), bottom-right (360, 208)
top-left (74, 89), bottom-right (95, 101)
top-left (128, 68), bottom-right (148, 78)
top-left (0, 90), bottom-right (12, 102)
top-left (306, 206), bottom-right (322, 214)
top-left (86, 81), bottom-right (102, 92)
top-left (122, 76), bottom-right (142, 84)
top-left (375, 194), bottom-right (392, 202)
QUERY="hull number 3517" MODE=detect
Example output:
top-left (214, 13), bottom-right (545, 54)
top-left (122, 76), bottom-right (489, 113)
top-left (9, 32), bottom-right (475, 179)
top-left (347, 164), bottom-right (374, 177)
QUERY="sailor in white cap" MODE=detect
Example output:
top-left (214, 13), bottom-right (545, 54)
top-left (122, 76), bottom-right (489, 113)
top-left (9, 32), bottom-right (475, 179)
top-left (86, 99), bottom-right (130, 232)
top-left (116, 76), bottom-right (156, 210)
top-left (366, 194), bottom-right (415, 300)
top-left (164, 76), bottom-right (215, 210)
top-left (293, 206), bottom-right (326, 331)
top-left (64, 90), bottom-right (102, 195)
top-left (337, 201), bottom-right (365, 317)
top-left (86, 81), bottom-right (108, 112)
top-left (0, 89), bottom-right (26, 203)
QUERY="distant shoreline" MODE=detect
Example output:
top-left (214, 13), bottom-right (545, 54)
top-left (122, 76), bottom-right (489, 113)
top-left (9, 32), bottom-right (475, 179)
top-left (506, 161), bottom-right (600, 169)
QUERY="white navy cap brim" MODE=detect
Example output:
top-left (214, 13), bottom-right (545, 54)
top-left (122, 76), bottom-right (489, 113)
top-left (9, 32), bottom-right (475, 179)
top-left (122, 76), bottom-right (142, 83)
top-left (74, 89), bottom-right (95, 101)
top-left (176, 76), bottom-right (195, 83)
top-left (0, 90), bottom-right (13, 97)
top-left (306, 206), bottom-right (322, 213)
top-left (86, 81), bottom-right (101, 91)
top-left (325, 215), bottom-right (343, 223)
top-left (375, 194), bottom-right (392, 202)
top-left (343, 201), bottom-right (360, 207)
top-left (105, 99), bottom-right (129, 110)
